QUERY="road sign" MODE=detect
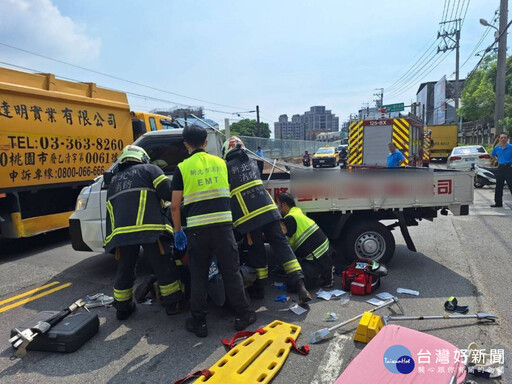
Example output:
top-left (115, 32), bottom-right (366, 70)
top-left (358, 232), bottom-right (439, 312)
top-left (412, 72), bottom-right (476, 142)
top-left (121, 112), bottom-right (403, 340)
top-left (381, 103), bottom-right (404, 113)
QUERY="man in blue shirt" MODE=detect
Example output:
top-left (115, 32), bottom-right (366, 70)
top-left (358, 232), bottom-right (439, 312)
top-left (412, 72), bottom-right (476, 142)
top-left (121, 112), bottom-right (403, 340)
top-left (387, 143), bottom-right (406, 167)
top-left (255, 146), bottom-right (265, 176)
top-left (490, 133), bottom-right (512, 207)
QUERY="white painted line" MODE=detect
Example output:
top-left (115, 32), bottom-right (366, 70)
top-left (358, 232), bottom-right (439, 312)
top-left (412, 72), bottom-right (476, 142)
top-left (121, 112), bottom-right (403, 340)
top-left (310, 334), bottom-right (350, 384)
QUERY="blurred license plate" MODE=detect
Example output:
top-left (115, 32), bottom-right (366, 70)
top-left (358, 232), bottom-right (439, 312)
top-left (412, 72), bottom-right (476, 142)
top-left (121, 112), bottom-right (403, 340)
top-left (319, 160), bottom-right (325, 163)
top-left (465, 157), bottom-right (475, 161)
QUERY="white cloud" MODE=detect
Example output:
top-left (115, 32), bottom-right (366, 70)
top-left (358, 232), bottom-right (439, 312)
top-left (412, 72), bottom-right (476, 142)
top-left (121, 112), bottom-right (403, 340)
top-left (0, 0), bottom-right (100, 63)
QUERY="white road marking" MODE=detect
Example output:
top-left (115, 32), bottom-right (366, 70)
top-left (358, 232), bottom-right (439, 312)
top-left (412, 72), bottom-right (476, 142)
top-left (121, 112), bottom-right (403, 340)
top-left (310, 334), bottom-right (350, 384)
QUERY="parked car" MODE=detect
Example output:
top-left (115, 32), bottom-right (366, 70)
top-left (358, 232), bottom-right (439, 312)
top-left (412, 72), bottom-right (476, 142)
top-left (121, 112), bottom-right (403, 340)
top-left (447, 145), bottom-right (492, 170)
top-left (312, 146), bottom-right (339, 168)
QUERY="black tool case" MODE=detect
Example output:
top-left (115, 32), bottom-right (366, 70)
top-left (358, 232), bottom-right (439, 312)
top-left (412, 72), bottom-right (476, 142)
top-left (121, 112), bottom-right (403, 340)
top-left (10, 311), bottom-right (99, 353)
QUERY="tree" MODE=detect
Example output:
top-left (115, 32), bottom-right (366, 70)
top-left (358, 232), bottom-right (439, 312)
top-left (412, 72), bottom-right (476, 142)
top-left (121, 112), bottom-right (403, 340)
top-left (459, 55), bottom-right (512, 128)
top-left (228, 119), bottom-right (270, 138)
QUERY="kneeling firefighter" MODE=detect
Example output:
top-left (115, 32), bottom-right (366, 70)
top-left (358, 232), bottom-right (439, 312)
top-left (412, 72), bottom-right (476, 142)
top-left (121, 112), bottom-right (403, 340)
top-left (104, 145), bottom-right (185, 320)
top-left (276, 192), bottom-right (334, 289)
top-left (222, 137), bottom-right (312, 304)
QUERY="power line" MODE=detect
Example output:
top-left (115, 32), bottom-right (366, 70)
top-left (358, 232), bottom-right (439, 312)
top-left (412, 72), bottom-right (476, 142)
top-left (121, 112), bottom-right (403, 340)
top-left (386, 47), bottom-right (440, 94)
top-left (387, 52), bottom-right (451, 98)
top-left (385, 39), bottom-right (439, 92)
top-left (466, 18), bottom-right (512, 80)
top-left (0, 41), bottom-right (251, 111)
top-left (0, 60), bottom-right (257, 120)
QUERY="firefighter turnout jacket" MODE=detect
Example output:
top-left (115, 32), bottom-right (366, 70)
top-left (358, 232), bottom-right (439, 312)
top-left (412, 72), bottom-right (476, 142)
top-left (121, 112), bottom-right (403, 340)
top-left (178, 151), bottom-right (233, 228)
top-left (104, 163), bottom-right (173, 253)
top-left (284, 207), bottom-right (329, 261)
top-left (226, 149), bottom-right (281, 234)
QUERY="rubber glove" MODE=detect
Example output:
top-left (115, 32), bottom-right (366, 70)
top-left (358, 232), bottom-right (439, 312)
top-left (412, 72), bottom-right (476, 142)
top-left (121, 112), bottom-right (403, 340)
top-left (174, 230), bottom-right (187, 251)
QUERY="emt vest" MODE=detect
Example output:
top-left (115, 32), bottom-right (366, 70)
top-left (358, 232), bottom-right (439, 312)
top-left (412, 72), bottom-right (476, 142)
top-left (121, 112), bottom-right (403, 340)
top-left (178, 151), bottom-right (232, 228)
top-left (226, 150), bottom-right (281, 234)
top-left (104, 163), bottom-right (173, 253)
top-left (285, 207), bottom-right (329, 261)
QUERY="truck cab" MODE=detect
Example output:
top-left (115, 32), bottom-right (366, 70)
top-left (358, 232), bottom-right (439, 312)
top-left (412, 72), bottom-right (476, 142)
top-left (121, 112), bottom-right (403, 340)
top-left (69, 128), bottom-right (223, 252)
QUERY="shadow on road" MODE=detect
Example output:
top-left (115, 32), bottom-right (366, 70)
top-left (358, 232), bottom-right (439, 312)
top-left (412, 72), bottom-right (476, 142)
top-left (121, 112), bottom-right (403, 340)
top-left (0, 229), bottom-right (70, 260)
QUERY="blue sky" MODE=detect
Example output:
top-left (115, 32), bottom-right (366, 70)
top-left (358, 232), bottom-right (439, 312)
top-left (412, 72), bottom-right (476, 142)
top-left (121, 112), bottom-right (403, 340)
top-left (0, 0), bottom-right (499, 135)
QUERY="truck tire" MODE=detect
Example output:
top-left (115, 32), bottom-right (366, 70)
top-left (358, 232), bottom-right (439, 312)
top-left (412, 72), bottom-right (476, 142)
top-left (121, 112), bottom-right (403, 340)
top-left (339, 220), bottom-right (395, 264)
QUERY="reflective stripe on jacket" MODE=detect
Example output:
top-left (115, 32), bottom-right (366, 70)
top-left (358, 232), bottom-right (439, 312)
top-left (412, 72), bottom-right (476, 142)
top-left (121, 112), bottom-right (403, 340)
top-left (285, 207), bottom-right (329, 261)
top-left (104, 163), bottom-right (173, 253)
top-left (178, 151), bottom-right (232, 228)
top-left (226, 150), bottom-right (281, 234)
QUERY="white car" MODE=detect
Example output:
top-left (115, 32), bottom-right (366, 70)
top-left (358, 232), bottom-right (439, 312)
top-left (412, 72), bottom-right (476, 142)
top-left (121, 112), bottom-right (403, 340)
top-left (447, 145), bottom-right (492, 170)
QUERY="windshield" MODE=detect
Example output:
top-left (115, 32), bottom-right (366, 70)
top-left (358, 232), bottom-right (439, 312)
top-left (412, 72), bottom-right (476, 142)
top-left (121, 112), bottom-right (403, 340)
top-left (315, 148), bottom-right (334, 155)
top-left (453, 146), bottom-right (486, 155)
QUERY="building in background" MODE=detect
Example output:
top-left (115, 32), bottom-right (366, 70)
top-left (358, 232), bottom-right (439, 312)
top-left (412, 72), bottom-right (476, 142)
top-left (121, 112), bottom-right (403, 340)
top-left (274, 106), bottom-right (339, 140)
top-left (274, 114), bottom-right (303, 140)
top-left (415, 77), bottom-right (464, 125)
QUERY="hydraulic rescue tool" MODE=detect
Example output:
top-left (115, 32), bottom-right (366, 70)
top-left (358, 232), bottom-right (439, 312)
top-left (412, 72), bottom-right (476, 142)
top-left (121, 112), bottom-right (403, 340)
top-left (9, 298), bottom-right (88, 357)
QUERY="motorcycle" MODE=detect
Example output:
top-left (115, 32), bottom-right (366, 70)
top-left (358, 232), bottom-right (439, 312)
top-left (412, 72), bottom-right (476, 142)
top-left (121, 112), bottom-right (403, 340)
top-left (339, 156), bottom-right (347, 169)
top-left (302, 155), bottom-right (311, 167)
top-left (473, 164), bottom-right (497, 188)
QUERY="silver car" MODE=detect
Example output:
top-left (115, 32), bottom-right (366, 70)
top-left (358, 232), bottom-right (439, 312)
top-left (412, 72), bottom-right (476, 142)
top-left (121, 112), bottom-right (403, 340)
top-left (447, 145), bottom-right (492, 170)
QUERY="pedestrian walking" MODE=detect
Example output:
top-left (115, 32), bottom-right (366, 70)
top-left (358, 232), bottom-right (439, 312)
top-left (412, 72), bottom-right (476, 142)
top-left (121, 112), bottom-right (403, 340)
top-left (387, 142), bottom-right (406, 167)
top-left (276, 192), bottom-right (334, 289)
top-left (222, 136), bottom-right (312, 303)
top-left (104, 145), bottom-right (184, 320)
top-left (490, 133), bottom-right (512, 208)
top-left (171, 125), bottom-right (256, 338)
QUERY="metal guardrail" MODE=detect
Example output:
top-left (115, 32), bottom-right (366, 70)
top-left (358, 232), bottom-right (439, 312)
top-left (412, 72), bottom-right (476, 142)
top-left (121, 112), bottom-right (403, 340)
top-left (239, 136), bottom-right (333, 158)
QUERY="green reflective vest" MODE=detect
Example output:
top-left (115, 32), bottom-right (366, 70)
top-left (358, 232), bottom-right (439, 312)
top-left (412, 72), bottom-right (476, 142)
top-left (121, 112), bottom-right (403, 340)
top-left (285, 206), bottom-right (329, 261)
top-left (178, 151), bottom-right (232, 228)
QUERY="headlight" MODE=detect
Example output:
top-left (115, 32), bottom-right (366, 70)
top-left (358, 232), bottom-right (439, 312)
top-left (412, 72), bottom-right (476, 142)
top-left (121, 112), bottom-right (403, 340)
top-left (75, 186), bottom-right (92, 211)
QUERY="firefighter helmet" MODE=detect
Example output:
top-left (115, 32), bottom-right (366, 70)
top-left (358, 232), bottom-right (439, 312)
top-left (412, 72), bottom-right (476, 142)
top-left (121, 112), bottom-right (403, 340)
top-left (118, 145), bottom-right (150, 164)
top-left (222, 136), bottom-right (245, 159)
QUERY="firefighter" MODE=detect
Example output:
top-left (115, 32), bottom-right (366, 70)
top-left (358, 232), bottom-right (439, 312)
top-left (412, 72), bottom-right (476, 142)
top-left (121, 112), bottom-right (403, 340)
top-left (276, 192), bottom-right (334, 289)
top-left (104, 145), bottom-right (184, 320)
top-left (222, 136), bottom-right (312, 303)
top-left (171, 125), bottom-right (256, 338)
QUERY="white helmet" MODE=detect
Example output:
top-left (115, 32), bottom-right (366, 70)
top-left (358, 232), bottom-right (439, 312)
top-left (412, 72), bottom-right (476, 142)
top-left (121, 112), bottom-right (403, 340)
top-left (222, 136), bottom-right (245, 159)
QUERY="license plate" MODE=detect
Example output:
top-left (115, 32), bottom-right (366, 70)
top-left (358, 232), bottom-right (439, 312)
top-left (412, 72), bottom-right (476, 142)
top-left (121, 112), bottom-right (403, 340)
top-left (319, 160), bottom-right (325, 163)
top-left (465, 157), bottom-right (475, 161)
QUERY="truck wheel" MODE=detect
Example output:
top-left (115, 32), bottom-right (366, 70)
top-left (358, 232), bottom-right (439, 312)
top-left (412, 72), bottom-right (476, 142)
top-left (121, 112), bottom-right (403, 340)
top-left (340, 220), bottom-right (395, 264)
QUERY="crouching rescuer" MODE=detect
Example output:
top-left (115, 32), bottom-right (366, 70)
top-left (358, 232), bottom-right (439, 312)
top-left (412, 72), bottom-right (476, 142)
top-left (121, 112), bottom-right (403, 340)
top-left (104, 145), bottom-right (184, 320)
top-left (276, 192), bottom-right (334, 289)
top-left (222, 136), bottom-right (312, 303)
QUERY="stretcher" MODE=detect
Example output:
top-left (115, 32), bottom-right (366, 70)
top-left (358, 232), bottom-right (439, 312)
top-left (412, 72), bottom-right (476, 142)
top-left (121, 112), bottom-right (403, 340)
top-left (175, 320), bottom-right (308, 384)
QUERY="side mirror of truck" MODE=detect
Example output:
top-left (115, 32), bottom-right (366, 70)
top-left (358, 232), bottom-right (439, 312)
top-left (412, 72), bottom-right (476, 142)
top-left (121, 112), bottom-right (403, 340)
top-left (103, 170), bottom-right (113, 187)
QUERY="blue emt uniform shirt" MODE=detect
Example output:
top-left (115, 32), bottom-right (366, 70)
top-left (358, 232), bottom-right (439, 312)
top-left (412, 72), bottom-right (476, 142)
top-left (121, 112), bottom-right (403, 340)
top-left (387, 149), bottom-right (406, 167)
top-left (491, 143), bottom-right (512, 165)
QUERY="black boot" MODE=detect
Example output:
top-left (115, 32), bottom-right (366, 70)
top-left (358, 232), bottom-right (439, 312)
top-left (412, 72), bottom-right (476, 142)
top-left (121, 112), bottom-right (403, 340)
top-left (295, 279), bottom-right (312, 305)
top-left (247, 278), bottom-right (266, 300)
top-left (164, 291), bottom-right (186, 315)
top-left (235, 310), bottom-right (257, 331)
top-left (185, 316), bottom-right (208, 338)
top-left (116, 302), bottom-right (136, 320)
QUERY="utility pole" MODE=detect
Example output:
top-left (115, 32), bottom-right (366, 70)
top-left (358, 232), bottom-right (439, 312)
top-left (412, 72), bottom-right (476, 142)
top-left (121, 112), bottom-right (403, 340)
top-left (495, 0), bottom-right (508, 135)
top-left (438, 19), bottom-right (461, 115)
top-left (256, 105), bottom-right (261, 137)
top-left (224, 118), bottom-right (230, 137)
top-left (374, 88), bottom-right (384, 108)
